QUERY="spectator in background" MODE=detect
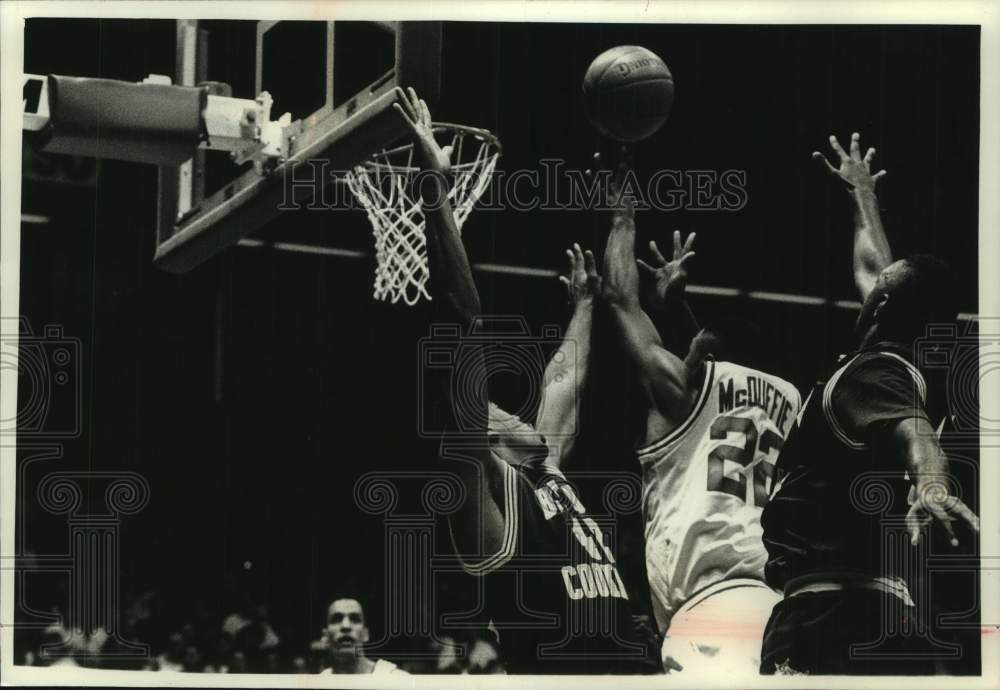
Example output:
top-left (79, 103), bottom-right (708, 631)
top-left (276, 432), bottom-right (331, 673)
top-left (465, 636), bottom-right (503, 674)
top-left (33, 624), bottom-right (80, 668)
top-left (181, 644), bottom-right (204, 673)
top-left (427, 635), bottom-right (462, 674)
top-left (306, 634), bottom-right (328, 673)
top-left (221, 597), bottom-right (254, 639)
top-left (228, 650), bottom-right (248, 673)
top-left (318, 597), bottom-right (406, 675)
top-left (203, 629), bottom-right (235, 673)
top-left (148, 631), bottom-right (185, 672)
top-left (234, 604), bottom-right (280, 672)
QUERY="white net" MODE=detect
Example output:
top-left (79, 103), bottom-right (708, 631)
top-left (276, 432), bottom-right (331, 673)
top-left (344, 124), bottom-right (500, 305)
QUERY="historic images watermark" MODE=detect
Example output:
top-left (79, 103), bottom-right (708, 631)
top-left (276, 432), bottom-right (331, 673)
top-left (278, 159), bottom-right (749, 213)
top-left (3, 317), bottom-right (151, 666)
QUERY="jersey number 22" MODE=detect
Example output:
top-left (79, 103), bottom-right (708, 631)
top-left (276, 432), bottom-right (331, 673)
top-left (706, 415), bottom-right (783, 507)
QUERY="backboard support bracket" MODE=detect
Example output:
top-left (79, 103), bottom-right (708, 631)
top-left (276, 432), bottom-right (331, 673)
top-left (153, 20), bottom-right (442, 274)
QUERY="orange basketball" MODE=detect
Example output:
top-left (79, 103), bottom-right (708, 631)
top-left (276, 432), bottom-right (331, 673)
top-left (582, 45), bottom-right (675, 142)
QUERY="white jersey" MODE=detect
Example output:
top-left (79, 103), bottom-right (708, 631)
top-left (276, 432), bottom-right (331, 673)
top-left (639, 359), bottom-right (801, 632)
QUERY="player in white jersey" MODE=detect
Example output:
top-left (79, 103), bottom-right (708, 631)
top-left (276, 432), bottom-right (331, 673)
top-left (600, 156), bottom-right (801, 675)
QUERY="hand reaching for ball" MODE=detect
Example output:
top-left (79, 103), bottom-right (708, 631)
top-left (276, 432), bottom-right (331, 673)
top-left (637, 230), bottom-right (696, 310)
top-left (812, 132), bottom-right (886, 194)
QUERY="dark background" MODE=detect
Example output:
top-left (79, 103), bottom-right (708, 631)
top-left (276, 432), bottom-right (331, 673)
top-left (17, 19), bottom-right (980, 671)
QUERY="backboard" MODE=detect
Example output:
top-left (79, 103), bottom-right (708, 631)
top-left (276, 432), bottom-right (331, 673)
top-left (154, 20), bottom-right (441, 273)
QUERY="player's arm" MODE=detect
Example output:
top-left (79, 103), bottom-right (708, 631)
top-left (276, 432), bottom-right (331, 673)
top-left (394, 88), bottom-right (479, 325)
top-left (889, 417), bottom-right (980, 547)
top-left (830, 355), bottom-right (979, 547)
top-left (534, 244), bottom-right (600, 469)
top-left (600, 159), bottom-right (694, 422)
top-left (395, 88), bottom-right (510, 564)
top-left (637, 230), bottom-right (699, 357)
top-left (813, 132), bottom-right (891, 300)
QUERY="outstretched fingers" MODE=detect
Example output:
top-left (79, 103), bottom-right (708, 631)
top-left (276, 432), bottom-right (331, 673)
top-left (649, 240), bottom-right (668, 266)
top-left (392, 103), bottom-right (417, 132)
top-left (573, 243), bottom-right (587, 279)
top-left (681, 231), bottom-right (697, 256)
top-left (949, 497), bottom-right (981, 536)
top-left (418, 97), bottom-right (434, 129)
top-left (583, 249), bottom-right (598, 279)
top-left (930, 504), bottom-right (959, 547)
top-left (849, 132), bottom-right (862, 161)
top-left (671, 231), bottom-right (683, 258)
top-left (863, 146), bottom-right (876, 169)
top-left (812, 150), bottom-right (838, 175)
top-left (906, 505), bottom-right (928, 545)
top-left (559, 248), bottom-right (575, 289)
top-left (829, 134), bottom-right (850, 162)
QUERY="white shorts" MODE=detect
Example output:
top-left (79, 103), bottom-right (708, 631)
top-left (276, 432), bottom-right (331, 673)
top-left (660, 578), bottom-right (781, 676)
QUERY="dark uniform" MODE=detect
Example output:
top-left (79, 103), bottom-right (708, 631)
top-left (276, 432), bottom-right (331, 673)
top-left (454, 455), bottom-right (651, 674)
top-left (760, 343), bottom-right (940, 675)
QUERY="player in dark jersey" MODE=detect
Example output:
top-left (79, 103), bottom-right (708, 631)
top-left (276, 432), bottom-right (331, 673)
top-left (393, 88), bottom-right (651, 674)
top-left (759, 133), bottom-right (980, 675)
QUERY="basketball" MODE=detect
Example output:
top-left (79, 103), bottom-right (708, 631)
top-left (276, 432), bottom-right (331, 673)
top-left (582, 45), bottom-right (674, 142)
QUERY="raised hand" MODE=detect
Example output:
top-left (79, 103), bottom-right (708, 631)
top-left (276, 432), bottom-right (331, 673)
top-left (637, 230), bottom-right (696, 310)
top-left (392, 87), bottom-right (453, 174)
top-left (813, 132), bottom-right (886, 193)
top-left (559, 243), bottom-right (602, 307)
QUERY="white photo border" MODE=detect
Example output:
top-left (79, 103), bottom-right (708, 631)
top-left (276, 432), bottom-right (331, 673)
top-left (1, 1), bottom-right (997, 688)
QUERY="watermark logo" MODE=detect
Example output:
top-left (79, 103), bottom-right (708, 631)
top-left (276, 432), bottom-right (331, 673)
top-left (278, 159), bottom-right (748, 213)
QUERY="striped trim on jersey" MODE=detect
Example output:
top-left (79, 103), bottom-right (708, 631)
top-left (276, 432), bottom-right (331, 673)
top-left (637, 359), bottom-right (716, 459)
top-left (784, 572), bottom-right (914, 607)
top-left (449, 461), bottom-right (519, 577)
top-left (880, 352), bottom-right (928, 404)
top-left (822, 351), bottom-right (928, 451)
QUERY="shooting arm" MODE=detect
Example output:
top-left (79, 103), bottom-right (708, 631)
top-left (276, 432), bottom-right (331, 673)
top-left (602, 196), bottom-right (691, 420)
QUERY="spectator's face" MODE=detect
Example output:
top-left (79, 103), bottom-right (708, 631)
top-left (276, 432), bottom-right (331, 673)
top-left (326, 599), bottom-right (368, 655)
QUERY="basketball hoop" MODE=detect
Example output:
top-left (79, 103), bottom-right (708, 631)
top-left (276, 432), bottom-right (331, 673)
top-left (344, 123), bottom-right (501, 305)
